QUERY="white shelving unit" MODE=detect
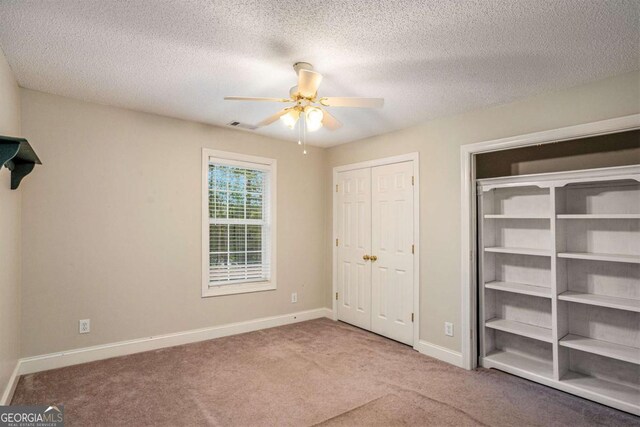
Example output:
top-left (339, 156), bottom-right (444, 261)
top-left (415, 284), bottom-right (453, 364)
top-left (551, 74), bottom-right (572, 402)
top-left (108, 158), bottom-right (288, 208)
top-left (478, 165), bottom-right (640, 416)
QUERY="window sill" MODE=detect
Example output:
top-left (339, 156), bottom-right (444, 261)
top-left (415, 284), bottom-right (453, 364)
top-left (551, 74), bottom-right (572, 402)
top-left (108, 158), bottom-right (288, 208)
top-left (201, 281), bottom-right (276, 297)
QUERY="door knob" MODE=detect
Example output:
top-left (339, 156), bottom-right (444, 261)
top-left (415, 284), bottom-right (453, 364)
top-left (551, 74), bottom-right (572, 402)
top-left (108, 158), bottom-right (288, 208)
top-left (370, 255), bottom-right (378, 262)
top-left (363, 254), bottom-right (371, 261)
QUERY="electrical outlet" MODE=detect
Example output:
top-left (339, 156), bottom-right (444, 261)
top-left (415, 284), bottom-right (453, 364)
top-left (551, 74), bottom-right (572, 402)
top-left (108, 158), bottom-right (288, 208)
top-left (291, 292), bottom-right (298, 303)
top-left (444, 322), bottom-right (454, 337)
top-left (79, 319), bottom-right (90, 334)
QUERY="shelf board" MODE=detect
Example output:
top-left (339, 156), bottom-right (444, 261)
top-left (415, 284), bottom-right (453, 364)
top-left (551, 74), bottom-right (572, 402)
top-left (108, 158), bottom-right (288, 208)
top-left (558, 291), bottom-right (640, 313)
top-left (485, 281), bottom-right (552, 299)
top-left (561, 371), bottom-right (640, 411)
top-left (485, 247), bottom-right (551, 257)
top-left (0, 135), bottom-right (42, 190)
top-left (484, 214), bottom-right (550, 219)
top-left (484, 350), bottom-right (553, 379)
top-left (557, 214), bottom-right (640, 219)
top-left (557, 252), bottom-right (640, 264)
top-left (485, 318), bottom-right (553, 343)
top-left (560, 334), bottom-right (640, 365)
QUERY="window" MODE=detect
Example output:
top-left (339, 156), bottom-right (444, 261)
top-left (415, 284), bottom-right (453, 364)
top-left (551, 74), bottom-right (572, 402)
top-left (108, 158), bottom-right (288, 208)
top-left (202, 149), bottom-right (276, 297)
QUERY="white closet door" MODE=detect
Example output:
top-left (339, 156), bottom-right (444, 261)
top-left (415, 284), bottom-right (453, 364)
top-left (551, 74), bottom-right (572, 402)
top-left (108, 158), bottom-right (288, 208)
top-left (337, 168), bottom-right (372, 330)
top-left (370, 162), bottom-right (414, 345)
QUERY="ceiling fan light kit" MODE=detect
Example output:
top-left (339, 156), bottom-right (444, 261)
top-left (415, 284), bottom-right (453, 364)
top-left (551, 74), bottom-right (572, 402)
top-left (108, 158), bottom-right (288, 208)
top-left (305, 106), bottom-right (323, 125)
top-left (224, 62), bottom-right (384, 153)
top-left (280, 108), bottom-right (300, 129)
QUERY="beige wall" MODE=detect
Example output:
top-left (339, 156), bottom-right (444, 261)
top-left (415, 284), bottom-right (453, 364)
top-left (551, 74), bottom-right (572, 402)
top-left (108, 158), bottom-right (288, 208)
top-left (20, 90), bottom-right (328, 357)
top-left (0, 48), bottom-right (21, 393)
top-left (326, 71), bottom-right (640, 352)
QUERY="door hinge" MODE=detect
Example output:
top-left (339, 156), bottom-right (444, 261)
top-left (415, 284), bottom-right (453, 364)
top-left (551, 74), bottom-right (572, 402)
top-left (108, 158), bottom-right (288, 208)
top-left (336, 184), bottom-right (338, 192)
top-left (336, 292), bottom-right (338, 300)
top-left (412, 244), bottom-right (415, 254)
top-left (336, 238), bottom-right (339, 247)
top-left (411, 313), bottom-right (414, 322)
top-left (411, 176), bottom-right (414, 186)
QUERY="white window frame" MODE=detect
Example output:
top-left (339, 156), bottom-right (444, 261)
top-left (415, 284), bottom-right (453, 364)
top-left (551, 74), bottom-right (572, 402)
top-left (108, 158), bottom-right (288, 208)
top-left (202, 148), bottom-right (277, 297)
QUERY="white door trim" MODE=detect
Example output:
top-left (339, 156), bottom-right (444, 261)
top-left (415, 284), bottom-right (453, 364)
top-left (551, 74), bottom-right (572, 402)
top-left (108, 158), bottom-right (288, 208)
top-left (459, 113), bottom-right (640, 370)
top-left (332, 152), bottom-right (420, 348)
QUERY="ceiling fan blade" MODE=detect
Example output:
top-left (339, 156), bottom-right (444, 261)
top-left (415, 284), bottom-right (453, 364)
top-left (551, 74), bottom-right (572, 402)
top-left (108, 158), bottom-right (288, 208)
top-left (321, 109), bottom-right (342, 131)
top-left (257, 109), bottom-right (289, 127)
top-left (224, 96), bottom-right (291, 102)
top-left (297, 69), bottom-right (323, 98)
top-left (319, 97), bottom-right (384, 108)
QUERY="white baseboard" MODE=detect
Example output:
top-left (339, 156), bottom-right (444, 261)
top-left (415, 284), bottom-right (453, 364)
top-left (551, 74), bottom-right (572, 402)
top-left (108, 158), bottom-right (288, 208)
top-left (415, 340), bottom-right (464, 368)
top-left (1, 362), bottom-right (20, 405)
top-left (8, 310), bottom-right (467, 404)
top-left (18, 308), bottom-right (333, 376)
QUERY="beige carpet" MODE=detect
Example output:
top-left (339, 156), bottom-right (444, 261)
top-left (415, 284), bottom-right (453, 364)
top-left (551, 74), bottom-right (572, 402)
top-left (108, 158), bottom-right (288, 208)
top-left (12, 318), bottom-right (638, 426)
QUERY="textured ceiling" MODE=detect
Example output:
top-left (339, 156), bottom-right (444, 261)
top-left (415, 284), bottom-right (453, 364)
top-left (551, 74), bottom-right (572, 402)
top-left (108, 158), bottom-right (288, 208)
top-left (0, 1), bottom-right (638, 147)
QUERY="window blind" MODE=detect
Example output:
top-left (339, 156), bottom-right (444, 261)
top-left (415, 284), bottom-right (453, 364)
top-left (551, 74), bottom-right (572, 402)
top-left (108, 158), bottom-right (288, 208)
top-left (208, 162), bottom-right (271, 286)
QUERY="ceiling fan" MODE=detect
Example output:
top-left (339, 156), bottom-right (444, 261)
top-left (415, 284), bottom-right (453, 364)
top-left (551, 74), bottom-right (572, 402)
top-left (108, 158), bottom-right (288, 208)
top-left (224, 62), bottom-right (384, 135)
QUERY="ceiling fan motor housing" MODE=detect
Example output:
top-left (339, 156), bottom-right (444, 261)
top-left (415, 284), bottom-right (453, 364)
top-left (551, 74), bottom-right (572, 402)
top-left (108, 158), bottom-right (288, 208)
top-left (293, 62), bottom-right (314, 74)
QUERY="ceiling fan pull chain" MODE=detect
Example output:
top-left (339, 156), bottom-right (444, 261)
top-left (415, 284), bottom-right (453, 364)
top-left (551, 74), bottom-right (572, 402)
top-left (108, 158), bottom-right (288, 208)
top-left (302, 115), bottom-right (307, 155)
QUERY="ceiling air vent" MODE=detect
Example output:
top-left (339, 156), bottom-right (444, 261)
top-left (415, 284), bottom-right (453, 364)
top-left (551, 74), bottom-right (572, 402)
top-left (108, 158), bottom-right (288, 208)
top-left (227, 121), bottom-right (258, 131)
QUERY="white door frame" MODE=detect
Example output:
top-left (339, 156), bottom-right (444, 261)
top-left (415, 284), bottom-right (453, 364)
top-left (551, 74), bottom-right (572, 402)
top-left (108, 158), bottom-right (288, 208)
top-left (459, 114), bottom-right (640, 370)
top-left (333, 152), bottom-right (420, 348)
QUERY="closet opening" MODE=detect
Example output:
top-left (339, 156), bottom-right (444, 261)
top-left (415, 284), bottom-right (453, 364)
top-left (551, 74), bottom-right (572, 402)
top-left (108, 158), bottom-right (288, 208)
top-left (468, 125), bottom-right (639, 415)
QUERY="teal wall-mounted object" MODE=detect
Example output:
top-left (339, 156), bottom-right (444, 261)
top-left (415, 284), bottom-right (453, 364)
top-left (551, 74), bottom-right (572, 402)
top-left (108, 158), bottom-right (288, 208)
top-left (0, 135), bottom-right (42, 189)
